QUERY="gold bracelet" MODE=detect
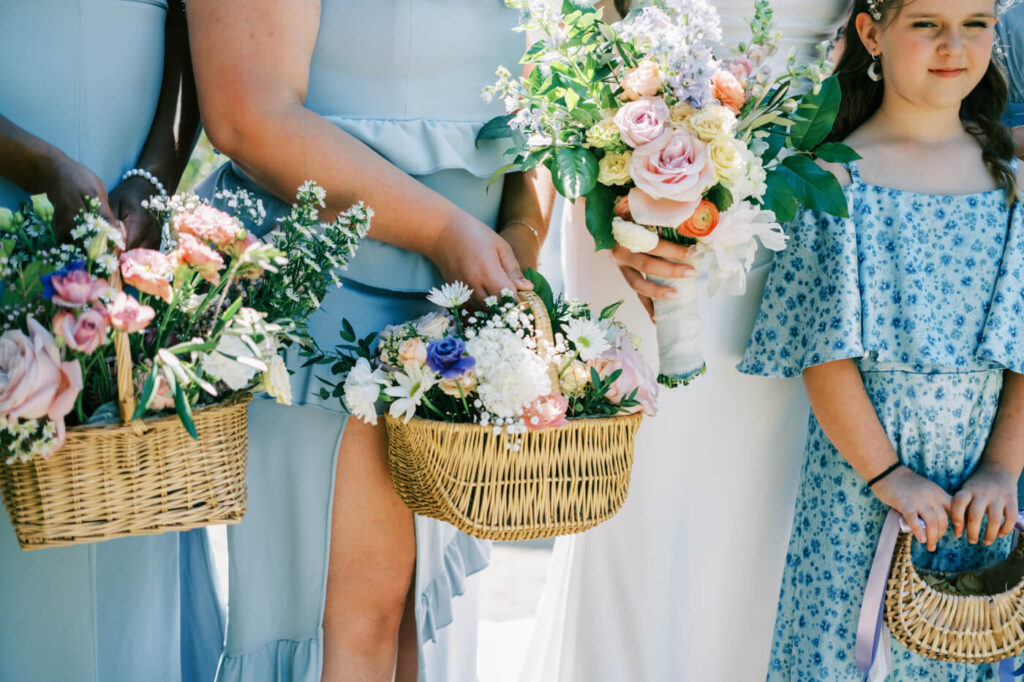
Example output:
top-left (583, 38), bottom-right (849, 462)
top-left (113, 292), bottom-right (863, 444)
top-left (500, 218), bottom-right (541, 246)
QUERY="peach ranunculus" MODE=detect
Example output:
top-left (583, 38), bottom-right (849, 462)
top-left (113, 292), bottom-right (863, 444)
top-left (439, 370), bottom-right (478, 398)
top-left (173, 204), bottom-right (245, 248)
top-left (170, 232), bottom-right (226, 284)
top-left (522, 392), bottom-right (569, 431)
top-left (398, 338), bottom-right (428, 368)
top-left (120, 249), bottom-right (174, 303)
top-left (0, 317), bottom-right (83, 453)
top-left (712, 70), bottom-right (747, 115)
top-left (613, 96), bottom-right (669, 149)
top-left (677, 200), bottom-right (720, 239)
top-left (107, 292), bottom-right (156, 334)
top-left (589, 332), bottom-right (658, 417)
top-left (620, 60), bottom-right (663, 101)
top-left (53, 306), bottom-right (111, 355)
top-left (627, 130), bottom-right (716, 227)
top-left (47, 269), bottom-right (110, 308)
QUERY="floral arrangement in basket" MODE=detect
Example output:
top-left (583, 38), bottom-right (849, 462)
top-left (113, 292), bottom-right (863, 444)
top-left (0, 183), bottom-right (371, 463)
top-left (482, 0), bottom-right (856, 387)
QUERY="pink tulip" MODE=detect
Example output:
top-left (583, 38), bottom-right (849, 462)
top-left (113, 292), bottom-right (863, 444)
top-left (120, 249), bottom-right (174, 303)
top-left (107, 292), bottom-right (155, 334)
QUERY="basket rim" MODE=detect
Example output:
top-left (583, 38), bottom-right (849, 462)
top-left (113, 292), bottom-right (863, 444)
top-left (385, 411), bottom-right (644, 431)
top-left (63, 392), bottom-right (254, 437)
top-left (891, 531), bottom-right (1024, 603)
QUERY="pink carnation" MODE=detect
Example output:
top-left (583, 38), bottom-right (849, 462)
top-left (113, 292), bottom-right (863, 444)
top-left (53, 307), bottom-right (111, 355)
top-left (628, 130), bottom-right (716, 227)
top-left (173, 205), bottom-right (244, 248)
top-left (108, 292), bottom-right (155, 334)
top-left (614, 96), bottom-right (670, 149)
top-left (120, 249), bottom-right (174, 303)
top-left (523, 392), bottom-right (569, 431)
top-left (170, 232), bottom-right (225, 284)
top-left (589, 333), bottom-right (658, 417)
top-left (49, 269), bottom-right (110, 308)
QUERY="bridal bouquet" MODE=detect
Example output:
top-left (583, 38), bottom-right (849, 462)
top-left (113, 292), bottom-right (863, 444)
top-left (483, 0), bottom-right (855, 386)
top-left (0, 184), bottom-right (370, 462)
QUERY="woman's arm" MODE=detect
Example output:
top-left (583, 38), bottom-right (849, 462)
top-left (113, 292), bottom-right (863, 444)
top-left (497, 168), bottom-right (555, 271)
top-left (187, 0), bottom-right (530, 298)
top-left (109, 0), bottom-right (202, 248)
top-left (803, 359), bottom-right (952, 550)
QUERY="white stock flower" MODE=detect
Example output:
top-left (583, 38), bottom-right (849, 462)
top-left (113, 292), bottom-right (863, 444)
top-left (612, 218), bottom-right (659, 254)
top-left (261, 354), bottom-right (293, 406)
top-left (200, 335), bottom-right (264, 390)
top-left (343, 357), bottom-right (387, 425)
top-left (466, 328), bottom-right (551, 419)
top-left (427, 281), bottom-right (472, 309)
top-left (693, 202), bottom-right (786, 296)
top-left (384, 363), bottom-right (438, 424)
top-left (564, 318), bottom-right (611, 361)
top-left (726, 143), bottom-right (769, 202)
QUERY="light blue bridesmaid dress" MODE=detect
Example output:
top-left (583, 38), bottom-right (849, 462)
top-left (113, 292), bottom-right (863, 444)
top-left (0, 2), bottom-right (224, 681)
top-left (195, 2), bottom-right (522, 680)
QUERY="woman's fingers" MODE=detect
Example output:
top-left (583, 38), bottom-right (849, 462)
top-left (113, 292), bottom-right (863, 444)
top-left (921, 506), bottom-right (941, 552)
top-left (618, 265), bottom-right (678, 300)
top-left (636, 293), bottom-right (654, 320)
top-left (902, 509), bottom-right (927, 545)
top-left (951, 489), bottom-right (972, 538)
top-left (983, 500), bottom-right (1007, 545)
top-left (647, 239), bottom-right (694, 262)
top-left (966, 501), bottom-right (985, 545)
top-left (1000, 502), bottom-right (1018, 538)
top-left (612, 246), bottom-right (696, 280)
top-left (497, 241), bottom-right (532, 291)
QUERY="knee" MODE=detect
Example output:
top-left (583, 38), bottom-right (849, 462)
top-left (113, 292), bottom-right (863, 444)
top-left (324, 558), bottom-right (414, 648)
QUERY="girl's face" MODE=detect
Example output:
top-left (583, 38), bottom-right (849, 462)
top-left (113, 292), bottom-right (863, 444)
top-left (862, 0), bottom-right (997, 111)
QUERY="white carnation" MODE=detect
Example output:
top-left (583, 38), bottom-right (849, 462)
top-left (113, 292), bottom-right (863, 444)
top-left (612, 217), bottom-right (659, 253)
top-left (343, 357), bottom-right (387, 425)
top-left (466, 328), bottom-right (551, 419)
top-left (693, 202), bottom-right (786, 296)
top-left (261, 354), bottom-right (292, 406)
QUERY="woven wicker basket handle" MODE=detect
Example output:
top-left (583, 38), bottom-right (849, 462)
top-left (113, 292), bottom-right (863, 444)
top-left (110, 271), bottom-right (140, 427)
top-left (518, 290), bottom-right (561, 390)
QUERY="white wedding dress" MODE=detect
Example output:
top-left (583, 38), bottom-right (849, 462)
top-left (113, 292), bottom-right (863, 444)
top-left (521, 3), bottom-right (851, 680)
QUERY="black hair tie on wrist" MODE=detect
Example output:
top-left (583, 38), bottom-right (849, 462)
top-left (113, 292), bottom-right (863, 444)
top-left (867, 462), bottom-right (902, 488)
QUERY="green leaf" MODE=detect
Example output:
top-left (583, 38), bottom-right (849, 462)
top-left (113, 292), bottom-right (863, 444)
top-left (583, 183), bottom-right (617, 250)
top-left (340, 318), bottom-right (356, 343)
top-left (762, 170), bottom-right (799, 224)
top-left (564, 88), bottom-right (580, 112)
top-left (705, 184), bottom-right (734, 212)
top-left (789, 76), bottom-right (841, 151)
top-left (173, 383), bottom-right (198, 440)
top-left (486, 162), bottom-right (521, 191)
top-left (779, 155), bottom-right (850, 219)
top-left (813, 142), bottom-right (862, 164)
top-left (524, 268), bottom-right (555, 317)
top-left (0, 238), bottom-right (13, 259)
top-left (132, 365), bottom-right (158, 421)
top-left (549, 147), bottom-right (599, 201)
top-left (476, 114), bottom-right (516, 146)
top-left (599, 300), bottom-right (624, 321)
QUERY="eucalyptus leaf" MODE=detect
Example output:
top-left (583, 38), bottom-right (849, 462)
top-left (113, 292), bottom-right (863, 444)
top-left (584, 183), bottom-right (617, 250)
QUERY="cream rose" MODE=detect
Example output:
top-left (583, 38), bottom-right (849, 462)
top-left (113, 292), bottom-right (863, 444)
top-left (667, 102), bottom-right (697, 130)
top-left (621, 60), bottom-right (663, 101)
top-left (685, 105), bottom-right (737, 141)
top-left (613, 97), bottom-right (669, 148)
top-left (439, 370), bottom-right (478, 398)
top-left (627, 130), bottom-right (716, 227)
top-left (612, 218), bottom-right (659, 253)
top-left (398, 338), bottom-right (427, 368)
top-left (558, 360), bottom-right (591, 396)
top-left (598, 151), bottom-right (633, 186)
top-left (706, 137), bottom-right (745, 185)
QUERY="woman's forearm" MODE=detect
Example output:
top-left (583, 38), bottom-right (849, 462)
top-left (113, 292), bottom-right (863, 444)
top-left (803, 359), bottom-right (898, 482)
top-left (0, 114), bottom-right (62, 194)
top-left (980, 371), bottom-right (1024, 478)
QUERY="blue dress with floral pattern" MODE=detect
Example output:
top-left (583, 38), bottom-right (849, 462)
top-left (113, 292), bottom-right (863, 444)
top-left (738, 161), bottom-right (1024, 680)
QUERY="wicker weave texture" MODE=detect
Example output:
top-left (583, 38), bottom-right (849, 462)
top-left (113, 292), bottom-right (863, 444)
top-left (885, 532), bottom-right (1024, 663)
top-left (386, 412), bottom-right (642, 541)
top-left (0, 395), bottom-right (250, 550)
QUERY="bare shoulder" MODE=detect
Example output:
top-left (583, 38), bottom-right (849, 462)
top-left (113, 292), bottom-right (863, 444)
top-left (815, 158), bottom-right (853, 187)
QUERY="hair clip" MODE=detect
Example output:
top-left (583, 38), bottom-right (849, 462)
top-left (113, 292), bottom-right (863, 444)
top-left (866, 0), bottom-right (883, 20)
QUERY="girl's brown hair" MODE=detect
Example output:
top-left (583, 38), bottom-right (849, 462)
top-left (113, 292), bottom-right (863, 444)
top-left (828, 0), bottom-right (1017, 200)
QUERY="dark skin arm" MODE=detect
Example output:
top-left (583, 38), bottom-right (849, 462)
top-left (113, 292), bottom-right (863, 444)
top-left (109, 0), bottom-right (201, 248)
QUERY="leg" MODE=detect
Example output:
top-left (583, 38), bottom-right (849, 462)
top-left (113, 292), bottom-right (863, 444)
top-left (322, 418), bottom-right (416, 682)
top-left (394, 577), bottom-right (419, 682)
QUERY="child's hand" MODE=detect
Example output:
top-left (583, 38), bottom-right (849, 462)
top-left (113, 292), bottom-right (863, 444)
top-left (871, 467), bottom-right (952, 552)
top-left (951, 463), bottom-right (1018, 546)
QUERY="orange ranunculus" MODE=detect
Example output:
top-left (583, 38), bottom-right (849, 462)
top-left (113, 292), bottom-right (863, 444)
top-left (677, 200), bottom-right (720, 238)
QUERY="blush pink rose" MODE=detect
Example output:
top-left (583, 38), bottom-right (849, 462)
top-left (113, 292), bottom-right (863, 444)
top-left (53, 306), bottom-right (111, 355)
top-left (628, 130), bottom-right (716, 227)
top-left (170, 232), bottom-right (226, 284)
top-left (712, 70), bottom-right (747, 115)
top-left (173, 205), bottom-right (244, 248)
top-left (621, 60), bottom-right (663, 101)
top-left (108, 292), bottom-right (156, 334)
top-left (613, 96), bottom-right (670, 149)
top-left (121, 249), bottom-right (174, 303)
top-left (0, 317), bottom-right (84, 453)
top-left (49, 269), bottom-right (110, 308)
top-left (589, 333), bottom-right (658, 416)
top-left (523, 392), bottom-right (569, 431)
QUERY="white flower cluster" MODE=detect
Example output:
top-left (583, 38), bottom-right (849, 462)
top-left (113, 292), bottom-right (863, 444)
top-left (1, 416), bottom-right (59, 464)
top-left (213, 189), bottom-right (268, 226)
top-left (343, 357), bottom-right (388, 425)
top-left (467, 327), bottom-right (551, 420)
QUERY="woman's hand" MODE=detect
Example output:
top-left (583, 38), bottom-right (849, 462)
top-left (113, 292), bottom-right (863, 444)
top-left (611, 238), bottom-right (697, 318)
top-left (427, 212), bottom-right (533, 302)
top-left (498, 220), bottom-right (542, 274)
top-left (871, 466), bottom-right (952, 552)
top-left (108, 175), bottom-right (163, 249)
top-left (39, 153), bottom-right (120, 243)
top-left (951, 463), bottom-right (1018, 546)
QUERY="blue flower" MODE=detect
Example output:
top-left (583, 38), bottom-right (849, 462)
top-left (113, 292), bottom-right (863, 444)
top-left (40, 259), bottom-right (86, 300)
top-left (425, 336), bottom-right (475, 379)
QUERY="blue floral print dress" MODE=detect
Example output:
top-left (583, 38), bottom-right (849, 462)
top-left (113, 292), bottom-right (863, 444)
top-left (738, 161), bottom-right (1024, 680)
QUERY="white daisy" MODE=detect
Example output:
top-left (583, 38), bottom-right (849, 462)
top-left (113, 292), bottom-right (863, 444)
top-left (384, 364), bottom-right (438, 423)
top-left (427, 281), bottom-right (472, 309)
top-left (564, 318), bottom-right (611, 361)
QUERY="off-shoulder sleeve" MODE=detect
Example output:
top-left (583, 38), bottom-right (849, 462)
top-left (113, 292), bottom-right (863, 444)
top-left (978, 202), bottom-right (1024, 374)
top-left (737, 206), bottom-right (864, 378)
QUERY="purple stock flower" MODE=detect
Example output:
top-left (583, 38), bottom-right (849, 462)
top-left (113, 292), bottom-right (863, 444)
top-left (426, 336), bottom-right (475, 379)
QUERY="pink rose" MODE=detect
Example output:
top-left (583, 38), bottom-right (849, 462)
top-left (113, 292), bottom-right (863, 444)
top-left (170, 232), bottom-right (225, 284)
top-left (173, 205), bottom-right (244, 248)
top-left (712, 70), bottom-right (747, 115)
top-left (53, 306), bottom-right (111, 355)
top-left (523, 392), bottom-right (569, 431)
top-left (621, 60), bottom-right (663, 101)
top-left (120, 249), bottom-right (174, 303)
top-left (49, 269), bottom-right (110, 308)
top-left (0, 317), bottom-right (84, 453)
top-left (614, 97), bottom-right (670, 149)
top-left (108, 292), bottom-right (155, 334)
top-left (589, 333), bottom-right (658, 416)
top-left (398, 338), bottom-right (428, 368)
top-left (628, 130), bottom-right (716, 227)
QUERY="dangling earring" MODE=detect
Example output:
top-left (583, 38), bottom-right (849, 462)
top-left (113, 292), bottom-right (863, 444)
top-left (867, 54), bottom-right (883, 82)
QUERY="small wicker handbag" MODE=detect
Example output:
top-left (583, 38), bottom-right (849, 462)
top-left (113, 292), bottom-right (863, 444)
top-left (0, 290), bottom-right (249, 550)
top-left (858, 509), bottom-right (1024, 676)
top-left (385, 291), bottom-right (643, 541)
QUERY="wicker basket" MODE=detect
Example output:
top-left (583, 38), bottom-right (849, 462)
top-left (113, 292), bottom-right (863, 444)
top-left (0, 277), bottom-right (249, 550)
top-left (385, 291), bottom-right (643, 541)
top-left (885, 528), bottom-right (1024, 663)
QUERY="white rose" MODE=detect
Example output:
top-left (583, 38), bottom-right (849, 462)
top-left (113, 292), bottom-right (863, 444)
top-left (598, 151), bottom-right (633, 186)
top-left (261, 354), bottom-right (293, 406)
top-left (413, 312), bottom-right (450, 340)
top-left (612, 217), bottom-right (659, 253)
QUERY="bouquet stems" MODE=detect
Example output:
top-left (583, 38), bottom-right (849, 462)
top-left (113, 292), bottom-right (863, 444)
top-left (649, 275), bottom-right (706, 388)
